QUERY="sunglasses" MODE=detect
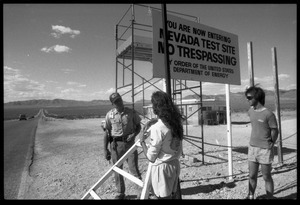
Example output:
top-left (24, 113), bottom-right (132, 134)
top-left (246, 96), bottom-right (254, 100)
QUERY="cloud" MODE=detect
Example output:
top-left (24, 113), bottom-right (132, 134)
top-left (285, 84), bottom-right (296, 90)
top-left (202, 82), bottom-right (226, 94)
top-left (61, 68), bottom-right (74, 74)
top-left (46, 80), bottom-right (58, 83)
top-left (4, 66), bottom-right (19, 77)
top-left (105, 87), bottom-right (115, 94)
top-left (4, 66), bottom-right (48, 102)
top-left (61, 88), bottom-right (81, 94)
top-left (4, 66), bottom-right (44, 92)
top-left (41, 45), bottom-right (71, 53)
top-left (51, 25), bottom-right (80, 38)
top-left (278, 74), bottom-right (290, 80)
top-left (254, 74), bottom-right (290, 83)
top-left (67, 81), bottom-right (86, 88)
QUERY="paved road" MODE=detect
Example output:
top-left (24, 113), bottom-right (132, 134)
top-left (3, 113), bottom-right (41, 199)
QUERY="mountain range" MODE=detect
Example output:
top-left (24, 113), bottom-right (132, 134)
top-left (4, 89), bottom-right (296, 111)
top-left (4, 99), bottom-right (111, 107)
top-left (184, 89), bottom-right (296, 101)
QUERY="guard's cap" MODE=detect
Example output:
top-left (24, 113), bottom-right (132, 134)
top-left (109, 92), bottom-right (122, 103)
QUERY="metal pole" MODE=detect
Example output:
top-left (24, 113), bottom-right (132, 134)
top-left (162, 5), bottom-right (180, 198)
top-left (226, 84), bottom-right (233, 180)
top-left (271, 47), bottom-right (283, 164)
top-left (123, 58), bottom-right (125, 86)
top-left (142, 78), bottom-right (145, 118)
top-left (131, 4), bottom-right (135, 109)
top-left (115, 25), bottom-right (118, 92)
top-left (247, 42), bottom-right (254, 87)
top-left (196, 16), bottom-right (204, 165)
top-left (162, 3), bottom-right (171, 97)
top-left (200, 81), bottom-right (204, 164)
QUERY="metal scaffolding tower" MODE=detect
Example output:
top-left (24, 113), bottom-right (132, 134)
top-left (115, 4), bottom-right (205, 164)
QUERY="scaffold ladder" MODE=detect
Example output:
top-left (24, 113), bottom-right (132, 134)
top-left (81, 139), bottom-right (152, 200)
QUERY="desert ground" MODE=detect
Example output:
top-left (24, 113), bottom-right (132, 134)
top-left (22, 110), bottom-right (297, 200)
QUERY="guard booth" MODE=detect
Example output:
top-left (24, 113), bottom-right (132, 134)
top-left (201, 110), bottom-right (226, 125)
top-left (144, 98), bottom-right (226, 125)
top-left (199, 99), bottom-right (227, 125)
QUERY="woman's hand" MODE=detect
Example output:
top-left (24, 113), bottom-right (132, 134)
top-left (140, 118), bottom-right (158, 142)
top-left (139, 128), bottom-right (148, 143)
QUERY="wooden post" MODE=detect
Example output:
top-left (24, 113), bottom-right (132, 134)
top-left (271, 47), bottom-right (283, 164)
top-left (247, 42), bottom-right (254, 86)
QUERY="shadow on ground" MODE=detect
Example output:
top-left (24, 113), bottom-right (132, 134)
top-left (181, 181), bottom-right (236, 196)
top-left (276, 193), bottom-right (297, 199)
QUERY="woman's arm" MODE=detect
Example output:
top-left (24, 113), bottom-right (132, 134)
top-left (140, 140), bottom-right (155, 163)
top-left (139, 119), bottom-right (159, 163)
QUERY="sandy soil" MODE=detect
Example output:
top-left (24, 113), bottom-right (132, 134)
top-left (23, 110), bottom-right (297, 200)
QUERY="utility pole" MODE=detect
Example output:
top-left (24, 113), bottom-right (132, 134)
top-left (162, 4), bottom-right (181, 199)
top-left (247, 42), bottom-right (254, 86)
top-left (271, 47), bottom-right (283, 164)
top-left (162, 3), bottom-right (171, 97)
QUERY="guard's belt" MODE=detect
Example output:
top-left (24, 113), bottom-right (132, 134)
top-left (112, 135), bottom-right (128, 142)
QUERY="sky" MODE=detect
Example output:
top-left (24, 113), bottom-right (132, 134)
top-left (3, 3), bottom-right (297, 103)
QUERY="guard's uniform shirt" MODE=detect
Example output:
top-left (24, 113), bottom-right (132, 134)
top-left (105, 107), bottom-right (141, 137)
top-left (104, 107), bottom-right (142, 195)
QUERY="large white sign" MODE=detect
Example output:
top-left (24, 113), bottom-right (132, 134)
top-left (152, 10), bottom-right (241, 85)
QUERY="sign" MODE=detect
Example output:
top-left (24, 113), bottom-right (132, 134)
top-left (152, 10), bottom-right (241, 85)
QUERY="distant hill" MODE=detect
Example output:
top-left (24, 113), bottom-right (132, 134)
top-left (4, 89), bottom-right (296, 112)
top-left (4, 98), bottom-right (112, 107)
top-left (183, 89), bottom-right (296, 101)
top-left (183, 89), bottom-right (296, 112)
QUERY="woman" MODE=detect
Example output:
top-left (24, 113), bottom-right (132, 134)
top-left (139, 91), bottom-right (184, 199)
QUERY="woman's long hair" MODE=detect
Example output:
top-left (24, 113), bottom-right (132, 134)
top-left (151, 91), bottom-right (184, 140)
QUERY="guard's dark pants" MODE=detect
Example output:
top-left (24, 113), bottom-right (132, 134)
top-left (110, 138), bottom-right (142, 195)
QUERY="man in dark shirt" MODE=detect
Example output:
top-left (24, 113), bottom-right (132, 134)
top-left (244, 86), bottom-right (278, 200)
